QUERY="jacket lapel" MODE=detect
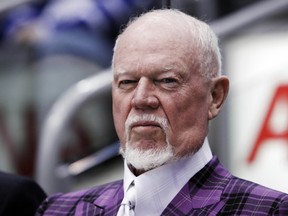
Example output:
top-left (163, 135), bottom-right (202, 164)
top-left (74, 180), bottom-right (124, 216)
top-left (93, 184), bottom-right (124, 215)
top-left (161, 157), bottom-right (230, 215)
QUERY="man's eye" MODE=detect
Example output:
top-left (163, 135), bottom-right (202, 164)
top-left (120, 80), bottom-right (133, 85)
top-left (156, 78), bottom-right (179, 89)
top-left (161, 78), bottom-right (177, 83)
top-left (118, 80), bottom-right (136, 89)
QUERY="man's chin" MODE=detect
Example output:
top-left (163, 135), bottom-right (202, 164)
top-left (120, 144), bottom-right (174, 173)
top-left (125, 138), bottom-right (166, 151)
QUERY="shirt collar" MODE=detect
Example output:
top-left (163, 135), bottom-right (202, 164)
top-left (122, 137), bottom-right (213, 216)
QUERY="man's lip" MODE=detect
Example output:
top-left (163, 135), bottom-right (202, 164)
top-left (130, 121), bottom-right (161, 128)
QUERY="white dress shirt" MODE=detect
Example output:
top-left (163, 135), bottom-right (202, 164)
top-left (120, 137), bottom-right (213, 216)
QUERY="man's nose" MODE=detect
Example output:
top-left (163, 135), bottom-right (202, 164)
top-left (131, 78), bottom-right (159, 110)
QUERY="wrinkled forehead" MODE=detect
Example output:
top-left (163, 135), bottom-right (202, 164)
top-left (113, 16), bottom-right (197, 65)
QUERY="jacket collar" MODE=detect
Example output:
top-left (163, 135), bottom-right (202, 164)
top-left (161, 156), bottom-right (231, 214)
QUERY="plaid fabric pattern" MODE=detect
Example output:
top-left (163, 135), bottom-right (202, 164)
top-left (36, 157), bottom-right (288, 215)
top-left (36, 180), bottom-right (124, 216)
top-left (162, 156), bottom-right (288, 215)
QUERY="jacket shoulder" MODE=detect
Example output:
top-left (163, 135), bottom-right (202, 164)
top-left (203, 157), bottom-right (288, 215)
top-left (222, 174), bottom-right (288, 214)
top-left (36, 179), bottom-right (123, 215)
top-left (177, 157), bottom-right (288, 215)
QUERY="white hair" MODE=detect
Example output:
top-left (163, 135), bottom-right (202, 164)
top-left (121, 114), bottom-right (174, 171)
top-left (125, 114), bottom-right (169, 137)
top-left (120, 143), bottom-right (174, 171)
top-left (112, 9), bottom-right (221, 80)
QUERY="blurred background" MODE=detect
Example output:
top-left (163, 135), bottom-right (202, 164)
top-left (0, 0), bottom-right (288, 195)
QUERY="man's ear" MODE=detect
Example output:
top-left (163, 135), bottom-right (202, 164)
top-left (208, 76), bottom-right (229, 120)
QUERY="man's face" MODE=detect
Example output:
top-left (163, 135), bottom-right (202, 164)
top-left (112, 21), bottom-right (213, 169)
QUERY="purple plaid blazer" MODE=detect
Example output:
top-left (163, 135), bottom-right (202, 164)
top-left (36, 156), bottom-right (288, 215)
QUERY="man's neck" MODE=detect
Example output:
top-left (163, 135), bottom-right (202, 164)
top-left (128, 164), bottom-right (145, 176)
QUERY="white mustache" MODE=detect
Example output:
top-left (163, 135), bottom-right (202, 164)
top-left (125, 114), bottom-right (169, 133)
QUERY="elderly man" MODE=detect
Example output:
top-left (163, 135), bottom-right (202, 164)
top-left (36, 9), bottom-right (288, 215)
